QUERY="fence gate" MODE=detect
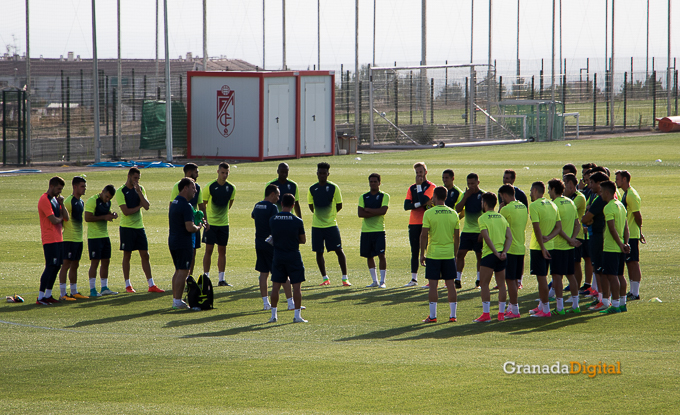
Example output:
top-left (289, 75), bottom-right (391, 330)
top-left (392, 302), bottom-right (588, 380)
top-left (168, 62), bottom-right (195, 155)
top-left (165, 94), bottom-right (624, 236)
top-left (2, 89), bottom-right (28, 166)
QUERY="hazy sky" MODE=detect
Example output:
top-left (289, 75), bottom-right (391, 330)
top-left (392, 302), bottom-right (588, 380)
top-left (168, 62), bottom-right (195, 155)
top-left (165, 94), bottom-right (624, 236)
top-left (2, 0), bottom-right (678, 75)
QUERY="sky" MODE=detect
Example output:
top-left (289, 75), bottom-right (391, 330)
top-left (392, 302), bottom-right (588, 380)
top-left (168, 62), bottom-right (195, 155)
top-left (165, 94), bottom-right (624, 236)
top-left (2, 0), bottom-right (678, 77)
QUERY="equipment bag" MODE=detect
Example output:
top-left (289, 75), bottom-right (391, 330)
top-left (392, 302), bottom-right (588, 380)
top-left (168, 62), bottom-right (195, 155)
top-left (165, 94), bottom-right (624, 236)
top-left (185, 273), bottom-right (214, 310)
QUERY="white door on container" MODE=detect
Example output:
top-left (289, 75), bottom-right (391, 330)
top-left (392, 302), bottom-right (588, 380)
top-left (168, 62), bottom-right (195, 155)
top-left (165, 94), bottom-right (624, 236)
top-left (268, 84), bottom-right (290, 156)
top-left (304, 83), bottom-right (327, 154)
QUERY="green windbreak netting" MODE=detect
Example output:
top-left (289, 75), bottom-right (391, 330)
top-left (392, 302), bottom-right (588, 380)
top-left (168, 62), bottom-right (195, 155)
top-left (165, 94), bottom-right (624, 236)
top-left (499, 100), bottom-right (565, 142)
top-left (139, 100), bottom-right (187, 150)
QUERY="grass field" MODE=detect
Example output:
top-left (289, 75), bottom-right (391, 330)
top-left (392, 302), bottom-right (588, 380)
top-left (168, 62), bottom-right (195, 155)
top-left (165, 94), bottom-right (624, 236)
top-left (1, 134), bottom-right (679, 414)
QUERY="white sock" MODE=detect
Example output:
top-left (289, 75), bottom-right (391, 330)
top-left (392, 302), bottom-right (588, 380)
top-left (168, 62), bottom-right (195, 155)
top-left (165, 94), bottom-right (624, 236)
top-left (101, 278), bottom-right (108, 288)
top-left (60, 283), bottom-right (67, 297)
top-left (322, 275), bottom-right (329, 281)
top-left (342, 275), bottom-right (349, 281)
top-left (630, 281), bottom-right (640, 296)
top-left (572, 296), bottom-right (579, 308)
top-left (598, 293), bottom-right (603, 302)
top-left (369, 268), bottom-right (378, 283)
top-left (380, 269), bottom-right (386, 284)
top-left (592, 274), bottom-right (598, 291)
top-left (612, 299), bottom-right (620, 308)
top-left (411, 272), bottom-right (418, 282)
top-left (499, 301), bottom-right (506, 314)
top-left (263, 296), bottom-right (270, 307)
top-left (476, 272), bottom-right (480, 282)
top-left (456, 272), bottom-right (462, 281)
top-left (542, 302), bottom-right (550, 313)
top-left (148, 278), bottom-right (155, 287)
top-left (548, 287), bottom-right (555, 298)
top-left (482, 301), bottom-right (490, 313)
top-left (205, 272), bottom-right (210, 278)
top-left (173, 298), bottom-right (183, 307)
top-left (602, 298), bottom-right (610, 307)
top-left (449, 302), bottom-right (457, 318)
top-left (619, 295), bottom-right (626, 306)
top-left (125, 279), bottom-right (131, 288)
top-left (89, 278), bottom-right (96, 290)
top-left (294, 308), bottom-right (301, 319)
top-left (271, 307), bottom-right (278, 320)
top-left (556, 298), bottom-right (564, 311)
top-left (70, 283), bottom-right (77, 295)
top-left (38, 291), bottom-right (45, 300)
top-left (287, 297), bottom-right (294, 308)
top-left (512, 303), bottom-right (520, 314)
top-left (45, 289), bottom-right (52, 298)
top-left (218, 272), bottom-right (225, 282)
top-left (429, 302), bottom-right (437, 319)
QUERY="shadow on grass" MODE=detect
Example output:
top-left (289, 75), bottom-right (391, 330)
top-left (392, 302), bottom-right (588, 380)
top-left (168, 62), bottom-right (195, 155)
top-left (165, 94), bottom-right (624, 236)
top-left (336, 312), bottom-right (603, 342)
top-left (163, 309), bottom-right (261, 328)
top-left (66, 308), bottom-right (168, 327)
top-left (181, 322), bottom-right (285, 338)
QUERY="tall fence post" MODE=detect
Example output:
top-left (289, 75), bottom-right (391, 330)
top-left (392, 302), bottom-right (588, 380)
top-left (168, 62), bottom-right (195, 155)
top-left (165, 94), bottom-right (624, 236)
top-left (593, 73), bottom-right (597, 131)
top-left (464, 77), bottom-right (468, 125)
top-left (112, 87), bottom-right (117, 158)
top-left (132, 68), bottom-right (136, 121)
top-left (22, 90), bottom-right (26, 164)
top-left (346, 70), bottom-right (350, 124)
top-left (499, 76), bottom-right (503, 102)
top-left (179, 74), bottom-right (183, 103)
top-left (80, 69), bottom-right (84, 124)
top-left (430, 78), bottom-right (434, 125)
top-left (143, 75), bottom-right (147, 99)
top-left (66, 77), bottom-right (71, 162)
top-left (105, 75), bottom-right (109, 136)
top-left (530, 75), bottom-right (535, 100)
top-left (562, 74), bottom-right (567, 112)
top-left (652, 70), bottom-right (657, 128)
top-left (675, 69), bottom-right (678, 116)
top-left (394, 76), bottom-right (398, 126)
top-left (623, 71), bottom-right (628, 129)
top-left (17, 91), bottom-right (22, 165)
top-left (539, 69), bottom-right (544, 99)
top-left (61, 70), bottom-right (65, 123)
top-left (605, 70), bottom-right (609, 127)
top-left (2, 90), bottom-right (6, 166)
top-left (358, 80), bottom-right (363, 134)
top-left (409, 71), bottom-right (413, 124)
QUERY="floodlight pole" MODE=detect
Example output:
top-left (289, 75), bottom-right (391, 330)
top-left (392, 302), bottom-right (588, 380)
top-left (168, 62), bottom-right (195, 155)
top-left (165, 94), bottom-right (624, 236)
top-left (117, 0), bottom-right (122, 158)
top-left (421, 0), bottom-right (427, 130)
top-left (203, 0), bottom-right (207, 70)
top-left (470, 0), bottom-right (474, 139)
top-left (646, 0), bottom-right (649, 82)
top-left (25, 0), bottom-right (31, 162)
top-left (164, 0), bottom-right (173, 162)
top-left (372, 0), bottom-right (376, 66)
top-left (317, 0), bottom-right (321, 69)
top-left (516, 0), bottom-right (520, 82)
top-left (262, 0), bottom-right (265, 70)
top-left (486, 0), bottom-right (491, 140)
top-left (91, 0), bottom-right (101, 163)
top-left (282, 0), bottom-right (286, 70)
top-left (155, 0), bottom-right (159, 85)
top-left (667, 0), bottom-right (672, 117)
top-left (355, 0), bottom-right (360, 140)
top-left (611, 0), bottom-right (615, 130)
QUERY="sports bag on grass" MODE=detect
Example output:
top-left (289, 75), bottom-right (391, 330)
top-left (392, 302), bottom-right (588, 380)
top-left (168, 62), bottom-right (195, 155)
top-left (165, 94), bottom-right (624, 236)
top-left (185, 273), bottom-right (214, 310)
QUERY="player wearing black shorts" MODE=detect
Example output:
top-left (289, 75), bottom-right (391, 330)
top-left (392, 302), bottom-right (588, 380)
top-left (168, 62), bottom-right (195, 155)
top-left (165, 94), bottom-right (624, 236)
top-left (268, 194), bottom-right (307, 323)
top-left (203, 162), bottom-right (236, 287)
top-left (84, 185), bottom-right (119, 297)
top-left (170, 163), bottom-right (205, 277)
top-left (36, 176), bottom-right (69, 305)
top-left (563, 173), bottom-right (589, 293)
top-left (455, 173), bottom-right (485, 288)
top-left (581, 172), bottom-right (609, 311)
top-left (58, 176), bottom-right (89, 301)
top-left (358, 173), bottom-right (390, 288)
top-left (599, 181), bottom-right (631, 314)
top-left (169, 178), bottom-right (204, 310)
top-left (615, 170), bottom-right (644, 301)
top-left (498, 184), bottom-right (528, 318)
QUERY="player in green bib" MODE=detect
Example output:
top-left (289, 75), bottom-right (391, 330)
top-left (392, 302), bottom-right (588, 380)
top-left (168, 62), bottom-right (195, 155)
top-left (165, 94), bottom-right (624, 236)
top-left (419, 186), bottom-right (460, 323)
top-left (498, 184), bottom-right (528, 318)
top-left (116, 167), bottom-right (163, 294)
top-left (615, 170), bottom-right (644, 301)
top-left (475, 192), bottom-right (512, 323)
top-left (308, 162), bottom-right (349, 286)
top-left (202, 162), bottom-right (236, 287)
top-left (548, 178), bottom-right (582, 314)
top-left (57, 176), bottom-right (89, 301)
top-left (358, 173), bottom-right (390, 288)
top-left (600, 181), bottom-right (630, 314)
top-left (85, 185), bottom-right (119, 297)
top-left (528, 181), bottom-right (562, 318)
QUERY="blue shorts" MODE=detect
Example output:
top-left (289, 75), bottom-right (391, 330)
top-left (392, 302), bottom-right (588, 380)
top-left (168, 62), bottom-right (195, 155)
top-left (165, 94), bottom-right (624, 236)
top-left (170, 248), bottom-right (192, 270)
top-left (459, 232), bottom-right (482, 253)
top-left (360, 232), bottom-right (386, 258)
top-left (480, 254), bottom-right (507, 272)
top-left (255, 245), bottom-right (274, 274)
top-left (119, 227), bottom-right (149, 252)
top-left (271, 252), bottom-right (305, 284)
top-left (425, 258), bottom-right (457, 280)
top-left (549, 249), bottom-right (574, 276)
top-left (312, 226), bottom-right (343, 253)
top-left (530, 250), bottom-right (550, 277)
top-left (203, 225), bottom-right (229, 246)
top-left (625, 238), bottom-right (640, 262)
top-left (88, 237), bottom-right (112, 260)
top-left (43, 242), bottom-right (63, 266)
top-left (63, 241), bottom-right (83, 262)
top-left (505, 254), bottom-right (524, 280)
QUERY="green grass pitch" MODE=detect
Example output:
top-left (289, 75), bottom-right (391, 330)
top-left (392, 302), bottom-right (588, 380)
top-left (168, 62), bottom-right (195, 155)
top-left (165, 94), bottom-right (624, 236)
top-left (1, 134), bottom-right (679, 414)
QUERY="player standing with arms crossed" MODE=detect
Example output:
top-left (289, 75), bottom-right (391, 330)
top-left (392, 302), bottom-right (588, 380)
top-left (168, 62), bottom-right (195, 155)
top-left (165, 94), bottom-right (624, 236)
top-left (419, 186), bottom-right (460, 323)
top-left (615, 170), bottom-right (644, 301)
top-left (85, 185), bottom-right (119, 296)
top-left (170, 163), bottom-right (205, 277)
top-left (117, 167), bottom-right (163, 293)
top-left (58, 176), bottom-right (89, 301)
top-left (36, 177), bottom-right (69, 304)
top-left (203, 162), bottom-right (236, 287)
top-left (403, 162), bottom-right (435, 287)
top-left (599, 180), bottom-right (630, 314)
top-left (358, 173), bottom-right (390, 288)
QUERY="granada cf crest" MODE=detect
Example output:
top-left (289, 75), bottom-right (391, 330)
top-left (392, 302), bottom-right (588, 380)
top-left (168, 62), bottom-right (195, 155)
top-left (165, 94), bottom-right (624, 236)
top-left (217, 85), bottom-right (235, 138)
